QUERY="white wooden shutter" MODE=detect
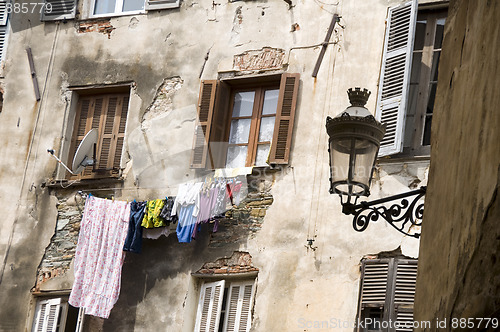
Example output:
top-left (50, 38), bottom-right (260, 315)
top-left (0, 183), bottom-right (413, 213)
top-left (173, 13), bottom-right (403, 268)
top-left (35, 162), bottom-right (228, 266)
top-left (41, 0), bottom-right (76, 21)
top-left (146, 0), bottom-right (180, 11)
top-left (393, 260), bottom-right (417, 331)
top-left (195, 280), bottom-right (225, 332)
top-left (223, 281), bottom-right (255, 332)
top-left (32, 298), bottom-right (61, 332)
top-left (360, 260), bottom-right (389, 306)
top-left (0, 0), bottom-right (9, 64)
top-left (376, 0), bottom-right (418, 156)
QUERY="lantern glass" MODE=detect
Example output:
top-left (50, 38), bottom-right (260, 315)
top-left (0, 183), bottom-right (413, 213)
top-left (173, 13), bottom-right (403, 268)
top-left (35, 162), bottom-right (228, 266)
top-left (330, 137), bottom-right (378, 196)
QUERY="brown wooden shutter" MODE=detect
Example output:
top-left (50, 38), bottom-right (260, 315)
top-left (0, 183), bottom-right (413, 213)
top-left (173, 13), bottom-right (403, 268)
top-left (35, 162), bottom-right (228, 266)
top-left (392, 259), bottom-right (417, 330)
top-left (191, 80), bottom-right (217, 169)
top-left (68, 93), bottom-right (129, 179)
top-left (209, 81), bottom-right (231, 169)
top-left (268, 73), bottom-right (300, 165)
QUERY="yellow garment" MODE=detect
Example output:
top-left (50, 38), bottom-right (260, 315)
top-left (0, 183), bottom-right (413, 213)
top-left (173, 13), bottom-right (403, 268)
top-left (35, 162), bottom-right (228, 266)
top-left (141, 199), bottom-right (166, 228)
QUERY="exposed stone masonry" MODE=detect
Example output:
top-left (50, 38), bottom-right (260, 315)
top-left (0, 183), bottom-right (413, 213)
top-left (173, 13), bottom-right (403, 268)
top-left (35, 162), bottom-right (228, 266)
top-left (34, 194), bottom-right (84, 291)
top-left (195, 251), bottom-right (258, 275)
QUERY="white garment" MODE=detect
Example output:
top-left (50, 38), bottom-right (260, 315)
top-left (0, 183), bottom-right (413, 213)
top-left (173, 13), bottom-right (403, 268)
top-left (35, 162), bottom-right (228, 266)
top-left (171, 182), bottom-right (203, 217)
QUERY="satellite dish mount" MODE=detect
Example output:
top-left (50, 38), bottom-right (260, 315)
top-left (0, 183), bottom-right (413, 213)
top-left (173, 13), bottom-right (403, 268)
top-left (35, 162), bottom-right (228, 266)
top-left (47, 129), bottom-right (98, 175)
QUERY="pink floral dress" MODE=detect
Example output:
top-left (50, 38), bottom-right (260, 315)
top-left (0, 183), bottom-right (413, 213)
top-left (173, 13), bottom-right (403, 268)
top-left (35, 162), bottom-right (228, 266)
top-left (69, 196), bottom-right (131, 318)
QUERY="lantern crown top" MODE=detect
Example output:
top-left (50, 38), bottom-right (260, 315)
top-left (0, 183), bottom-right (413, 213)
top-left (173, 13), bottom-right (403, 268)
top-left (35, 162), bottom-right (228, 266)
top-left (348, 87), bottom-right (371, 107)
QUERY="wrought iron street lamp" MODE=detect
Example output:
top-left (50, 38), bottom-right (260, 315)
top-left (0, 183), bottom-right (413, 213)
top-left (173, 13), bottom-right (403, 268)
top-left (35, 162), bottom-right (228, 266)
top-left (326, 88), bottom-right (426, 238)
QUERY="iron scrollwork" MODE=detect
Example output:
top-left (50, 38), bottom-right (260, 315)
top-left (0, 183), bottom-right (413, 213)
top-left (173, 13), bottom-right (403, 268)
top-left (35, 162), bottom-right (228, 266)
top-left (343, 187), bottom-right (426, 238)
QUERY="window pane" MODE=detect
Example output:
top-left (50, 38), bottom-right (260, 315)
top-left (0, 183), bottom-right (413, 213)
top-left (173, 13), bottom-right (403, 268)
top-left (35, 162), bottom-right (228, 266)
top-left (422, 115), bottom-right (432, 146)
top-left (94, 0), bottom-right (116, 14)
top-left (255, 144), bottom-right (270, 166)
top-left (232, 91), bottom-right (255, 117)
top-left (414, 19), bottom-right (427, 51)
top-left (258, 116), bottom-right (275, 142)
top-left (262, 89), bottom-right (279, 115)
top-left (229, 119), bottom-right (251, 144)
top-left (434, 18), bottom-right (446, 49)
top-left (123, 0), bottom-right (144, 12)
top-left (226, 146), bottom-right (248, 168)
top-left (430, 50), bottom-right (441, 82)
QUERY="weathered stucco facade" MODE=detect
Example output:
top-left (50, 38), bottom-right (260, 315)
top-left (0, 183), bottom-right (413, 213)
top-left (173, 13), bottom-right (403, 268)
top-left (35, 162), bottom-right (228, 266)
top-left (415, 0), bottom-right (500, 328)
top-left (0, 0), bottom-right (443, 331)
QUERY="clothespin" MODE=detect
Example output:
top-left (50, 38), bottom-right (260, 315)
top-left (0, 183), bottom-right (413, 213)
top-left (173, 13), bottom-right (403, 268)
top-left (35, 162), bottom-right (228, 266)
top-left (112, 196), bottom-right (115, 202)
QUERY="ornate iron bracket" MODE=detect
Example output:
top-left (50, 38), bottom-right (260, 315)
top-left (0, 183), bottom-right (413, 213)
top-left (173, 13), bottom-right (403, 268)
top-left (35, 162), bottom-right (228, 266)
top-left (341, 187), bottom-right (426, 238)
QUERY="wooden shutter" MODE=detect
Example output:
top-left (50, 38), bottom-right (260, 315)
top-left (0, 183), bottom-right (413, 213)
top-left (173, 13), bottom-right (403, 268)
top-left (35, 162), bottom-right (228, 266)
top-left (223, 281), bottom-right (255, 332)
top-left (33, 298), bottom-right (61, 332)
top-left (0, 1), bottom-right (8, 63)
top-left (146, 0), bottom-right (180, 10)
top-left (360, 259), bottom-right (390, 307)
top-left (0, 1), bottom-right (8, 26)
top-left (268, 73), bottom-right (300, 165)
top-left (195, 280), bottom-right (225, 332)
top-left (393, 259), bottom-right (417, 331)
top-left (376, 0), bottom-right (417, 156)
top-left (191, 80), bottom-right (217, 169)
top-left (41, 0), bottom-right (76, 21)
top-left (209, 81), bottom-right (231, 169)
top-left (68, 93), bottom-right (129, 179)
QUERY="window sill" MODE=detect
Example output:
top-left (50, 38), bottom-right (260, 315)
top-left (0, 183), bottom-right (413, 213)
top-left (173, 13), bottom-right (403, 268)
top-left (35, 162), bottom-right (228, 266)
top-left (377, 154), bottom-right (430, 165)
top-left (86, 10), bottom-right (146, 20)
top-left (42, 176), bottom-right (124, 189)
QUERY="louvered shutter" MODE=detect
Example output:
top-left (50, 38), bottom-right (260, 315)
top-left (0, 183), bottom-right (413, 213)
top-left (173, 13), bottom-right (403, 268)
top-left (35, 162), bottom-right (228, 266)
top-left (223, 281), bottom-right (255, 332)
top-left (375, 0), bottom-right (417, 156)
top-left (195, 280), bottom-right (225, 332)
top-left (0, 1), bottom-right (9, 63)
top-left (268, 73), bottom-right (299, 165)
top-left (41, 0), bottom-right (76, 21)
top-left (146, 0), bottom-right (180, 10)
top-left (191, 80), bottom-right (217, 169)
top-left (68, 93), bottom-right (129, 179)
top-left (393, 259), bottom-right (417, 331)
top-left (33, 298), bottom-right (61, 332)
top-left (360, 260), bottom-right (390, 308)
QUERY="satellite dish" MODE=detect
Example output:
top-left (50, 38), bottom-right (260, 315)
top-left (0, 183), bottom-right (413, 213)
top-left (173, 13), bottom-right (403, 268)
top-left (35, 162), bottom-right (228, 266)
top-left (72, 129), bottom-right (98, 174)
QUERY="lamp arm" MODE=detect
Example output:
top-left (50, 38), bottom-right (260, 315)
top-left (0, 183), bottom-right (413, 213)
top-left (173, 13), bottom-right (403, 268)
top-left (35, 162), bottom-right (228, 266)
top-left (341, 186), bottom-right (426, 238)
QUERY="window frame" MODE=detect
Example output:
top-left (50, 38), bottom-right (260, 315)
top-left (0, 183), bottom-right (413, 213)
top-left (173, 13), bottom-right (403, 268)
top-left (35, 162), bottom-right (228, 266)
top-left (225, 83), bottom-right (280, 168)
top-left (405, 8), bottom-right (447, 156)
top-left (89, 0), bottom-right (146, 19)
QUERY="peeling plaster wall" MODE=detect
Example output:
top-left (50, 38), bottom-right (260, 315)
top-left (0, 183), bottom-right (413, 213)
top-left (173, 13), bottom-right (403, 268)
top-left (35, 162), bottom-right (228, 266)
top-left (0, 0), bottom-right (432, 331)
top-left (414, 0), bottom-right (500, 328)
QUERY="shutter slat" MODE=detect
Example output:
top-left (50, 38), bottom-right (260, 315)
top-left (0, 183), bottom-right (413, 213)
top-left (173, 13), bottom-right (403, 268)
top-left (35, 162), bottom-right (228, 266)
top-left (268, 73), bottom-right (299, 165)
top-left (0, 1), bottom-right (8, 26)
top-left (42, 0), bottom-right (76, 21)
top-left (376, 0), bottom-right (417, 156)
top-left (361, 261), bottom-right (389, 305)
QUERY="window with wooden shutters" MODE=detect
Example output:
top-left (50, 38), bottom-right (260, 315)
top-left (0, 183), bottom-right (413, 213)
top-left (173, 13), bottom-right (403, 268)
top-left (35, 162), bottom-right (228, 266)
top-left (190, 73), bottom-right (299, 169)
top-left (0, 0), bottom-right (9, 63)
top-left (194, 279), bottom-right (256, 332)
top-left (41, 0), bottom-right (77, 21)
top-left (376, 0), bottom-right (417, 157)
top-left (32, 298), bottom-right (61, 332)
top-left (32, 297), bottom-right (85, 332)
top-left (357, 258), bottom-right (418, 332)
top-left (376, 1), bottom-right (447, 157)
top-left (68, 92), bottom-right (129, 180)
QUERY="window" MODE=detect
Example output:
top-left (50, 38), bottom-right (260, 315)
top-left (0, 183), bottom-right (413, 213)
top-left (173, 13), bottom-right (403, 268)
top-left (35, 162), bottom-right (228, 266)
top-left (194, 279), bottom-right (256, 332)
top-left (376, 0), bottom-right (447, 157)
top-left (41, 0), bottom-right (179, 21)
top-left (68, 90), bottom-right (129, 179)
top-left (32, 297), bottom-right (84, 332)
top-left (356, 258), bottom-right (418, 332)
top-left (191, 73), bottom-right (300, 169)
